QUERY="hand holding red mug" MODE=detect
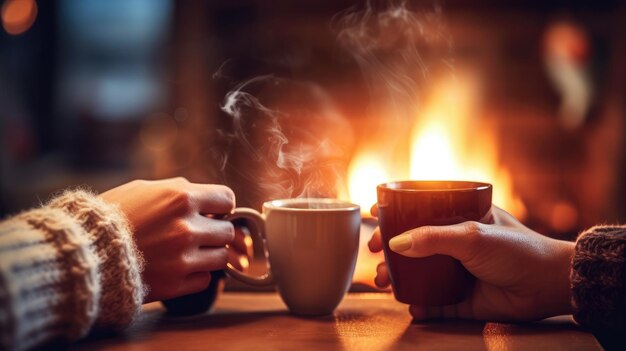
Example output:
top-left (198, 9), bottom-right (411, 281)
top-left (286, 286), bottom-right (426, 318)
top-left (369, 205), bottom-right (575, 322)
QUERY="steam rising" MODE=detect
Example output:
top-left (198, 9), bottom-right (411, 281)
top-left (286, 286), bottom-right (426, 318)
top-left (216, 73), bottom-right (349, 201)
top-left (214, 0), bottom-right (452, 203)
top-left (334, 0), bottom-right (453, 126)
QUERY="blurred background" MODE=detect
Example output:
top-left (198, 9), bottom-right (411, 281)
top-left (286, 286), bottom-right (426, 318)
top-left (1, 0), bottom-right (625, 243)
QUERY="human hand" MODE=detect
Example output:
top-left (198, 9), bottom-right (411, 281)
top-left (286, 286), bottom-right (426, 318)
top-left (368, 205), bottom-right (575, 322)
top-left (228, 225), bottom-right (252, 272)
top-left (100, 177), bottom-right (236, 302)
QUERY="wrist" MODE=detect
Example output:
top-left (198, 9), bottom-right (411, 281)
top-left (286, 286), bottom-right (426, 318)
top-left (552, 239), bottom-right (575, 316)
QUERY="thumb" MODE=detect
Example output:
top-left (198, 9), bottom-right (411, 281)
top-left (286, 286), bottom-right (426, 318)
top-left (388, 222), bottom-right (482, 263)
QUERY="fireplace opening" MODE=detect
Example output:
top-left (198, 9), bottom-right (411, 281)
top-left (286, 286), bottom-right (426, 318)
top-left (1, 0), bottom-right (624, 290)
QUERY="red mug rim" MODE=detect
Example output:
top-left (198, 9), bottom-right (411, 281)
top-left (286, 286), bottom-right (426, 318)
top-left (377, 180), bottom-right (492, 193)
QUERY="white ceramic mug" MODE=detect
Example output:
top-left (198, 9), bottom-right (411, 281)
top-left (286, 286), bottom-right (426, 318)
top-left (225, 198), bottom-right (361, 315)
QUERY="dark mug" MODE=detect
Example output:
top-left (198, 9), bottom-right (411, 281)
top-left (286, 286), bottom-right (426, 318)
top-left (376, 180), bottom-right (492, 306)
top-left (162, 270), bottom-right (226, 316)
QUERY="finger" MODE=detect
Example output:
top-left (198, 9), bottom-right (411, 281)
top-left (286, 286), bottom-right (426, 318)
top-left (181, 271), bottom-right (213, 295)
top-left (388, 222), bottom-right (483, 262)
top-left (230, 226), bottom-right (250, 255)
top-left (185, 247), bottom-right (229, 273)
top-left (227, 248), bottom-right (249, 272)
top-left (370, 204), bottom-right (378, 217)
top-left (159, 176), bottom-right (189, 185)
top-left (190, 216), bottom-right (235, 247)
top-left (189, 183), bottom-right (236, 215)
top-left (368, 227), bottom-right (384, 252)
top-left (374, 262), bottom-right (391, 288)
top-left (491, 205), bottom-right (519, 227)
top-left (409, 300), bottom-right (475, 320)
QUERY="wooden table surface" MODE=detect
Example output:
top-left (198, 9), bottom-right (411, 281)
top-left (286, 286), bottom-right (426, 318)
top-left (73, 292), bottom-right (602, 351)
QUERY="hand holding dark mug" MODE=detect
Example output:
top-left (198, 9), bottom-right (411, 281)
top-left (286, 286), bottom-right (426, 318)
top-left (162, 226), bottom-right (250, 316)
top-left (375, 181), bottom-right (493, 306)
top-left (370, 186), bottom-right (574, 322)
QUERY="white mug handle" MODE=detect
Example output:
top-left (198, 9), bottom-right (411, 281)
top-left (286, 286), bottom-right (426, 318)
top-left (224, 208), bottom-right (274, 286)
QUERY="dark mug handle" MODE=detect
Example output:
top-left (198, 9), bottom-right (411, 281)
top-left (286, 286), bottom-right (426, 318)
top-left (223, 208), bottom-right (274, 286)
top-left (162, 208), bottom-right (273, 315)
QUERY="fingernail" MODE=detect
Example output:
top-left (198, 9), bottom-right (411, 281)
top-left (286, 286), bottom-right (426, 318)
top-left (389, 234), bottom-right (412, 252)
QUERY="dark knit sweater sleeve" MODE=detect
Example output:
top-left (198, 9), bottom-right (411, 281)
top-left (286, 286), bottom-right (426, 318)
top-left (571, 225), bottom-right (626, 332)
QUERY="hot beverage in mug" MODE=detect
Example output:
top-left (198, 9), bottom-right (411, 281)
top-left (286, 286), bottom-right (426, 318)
top-left (225, 198), bottom-right (361, 315)
top-left (376, 181), bottom-right (492, 306)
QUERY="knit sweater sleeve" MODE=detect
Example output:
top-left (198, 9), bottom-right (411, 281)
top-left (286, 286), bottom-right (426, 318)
top-left (571, 225), bottom-right (626, 332)
top-left (48, 190), bottom-right (146, 329)
top-left (0, 190), bottom-right (146, 351)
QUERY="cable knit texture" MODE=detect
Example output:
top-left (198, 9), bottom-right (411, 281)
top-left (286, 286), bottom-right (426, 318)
top-left (571, 225), bottom-right (626, 332)
top-left (49, 190), bottom-right (146, 330)
top-left (0, 208), bottom-right (100, 351)
top-left (0, 190), bottom-right (146, 351)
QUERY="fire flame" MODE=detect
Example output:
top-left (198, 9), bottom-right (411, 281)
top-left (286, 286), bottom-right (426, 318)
top-left (346, 153), bottom-right (390, 216)
top-left (345, 74), bottom-right (525, 218)
top-left (345, 74), bottom-right (526, 287)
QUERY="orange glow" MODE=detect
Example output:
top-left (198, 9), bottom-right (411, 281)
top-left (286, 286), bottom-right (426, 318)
top-left (410, 122), bottom-right (460, 180)
top-left (344, 74), bottom-right (526, 219)
top-left (344, 73), bottom-right (526, 287)
top-left (2, 0), bottom-right (37, 35)
top-left (408, 76), bottom-right (526, 218)
top-left (346, 152), bottom-right (389, 216)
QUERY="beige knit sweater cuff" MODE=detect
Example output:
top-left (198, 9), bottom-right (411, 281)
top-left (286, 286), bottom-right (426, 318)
top-left (48, 190), bottom-right (146, 329)
top-left (0, 190), bottom-right (145, 351)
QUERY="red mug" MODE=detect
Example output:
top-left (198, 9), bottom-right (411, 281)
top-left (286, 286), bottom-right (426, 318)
top-left (376, 180), bottom-right (492, 306)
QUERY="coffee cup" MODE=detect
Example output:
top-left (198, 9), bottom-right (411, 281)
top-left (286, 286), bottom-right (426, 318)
top-left (224, 198), bottom-right (361, 315)
top-left (376, 180), bottom-right (492, 306)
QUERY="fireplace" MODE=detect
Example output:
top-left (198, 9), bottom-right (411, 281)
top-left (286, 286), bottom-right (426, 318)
top-left (156, 1), bottom-right (626, 241)
top-left (1, 1), bottom-right (623, 282)
top-left (121, 1), bottom-right (617, 290)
